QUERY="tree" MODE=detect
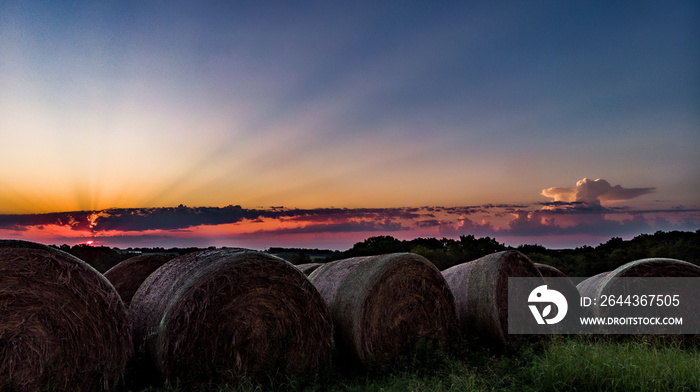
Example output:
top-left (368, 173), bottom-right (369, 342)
top-left (347, 235), bottom-right (407, 256)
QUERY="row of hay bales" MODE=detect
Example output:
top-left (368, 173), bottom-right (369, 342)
top-left (0, 241), bottom-right (334, 391)
top-left (2, 239), bottom-right (699, 391)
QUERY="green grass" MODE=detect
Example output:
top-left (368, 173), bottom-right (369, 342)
top-left (133, 336), bottom-right (700, 392)
top-left (527, 336), bottom-right (700, 392)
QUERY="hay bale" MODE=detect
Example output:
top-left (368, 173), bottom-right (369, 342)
top-left (0, 240), bottom-right (131, 392)
top-left (577, 258), bottom-right (700, 300)
top-left (128, 249), bottom-right (333, 386)
top-left (442, 250), bottom-right (543, 344)
top-left (103, 254), bottom-right (172, 307)
top-left (577, 258), bottom-right (700, 318)
top-left (609, 257), bottom-right (700, 279)
top-left (308, 253), bottom-right (458, 367)
top-left (295, 262), bottom-right (322, 275)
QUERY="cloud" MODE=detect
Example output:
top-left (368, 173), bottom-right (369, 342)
top-left (415, 219), bottom-right (441, 228)
top-left (0, 199), bottom-right (695, 250)
top-left (85, 205), bottom-right (261, 231)
top-left (500, 209), bottom-right (656, 238)
top-left (434, 215), bottom-right (496, 237)
top-left (540, 186), bottom-right (577, 202)
top-left (0, 206), bottom-right (426, 234)
top-left (247, 220), bottom-right (408, 235)
top-left (276, 207), bottom-right (423, 223)
top-left (541, 178), bottom-right (655, 205)
top-left (0, 211), bottom-right (95, 232)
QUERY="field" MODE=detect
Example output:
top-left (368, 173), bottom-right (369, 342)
top-left (4, 234), bottom-right (698, 391)
top-left (135, 335), bottom-right (700, 392)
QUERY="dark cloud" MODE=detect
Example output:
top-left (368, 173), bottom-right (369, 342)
top-left (90, 205), bottom-right (261, 231)
top-left (415, 219), bottom-right (441, 228)
top-left (0, 206), bottom-right (422, 234)
top-left (434, 204), bottom-right (529, 216)
top-left (433, 206), bottom-right (481, 215)
top-left (482, 203), bottom-right (530, 210)
top-left (539, 203), bottom-right (614, 214)
top-left (0, 206), bottom-right (255, 233)
top-left (275, 207), bottom-right (423, 223)
top-left (0, 211), bottom-right (95, 231)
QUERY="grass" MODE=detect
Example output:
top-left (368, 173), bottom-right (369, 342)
top-left (527, 336), bottom-right (700, 392)
top-left (132, 336), bottom-right (700, 392)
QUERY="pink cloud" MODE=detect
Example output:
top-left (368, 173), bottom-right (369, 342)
top-left (541, 178), bottom-right (655, 205)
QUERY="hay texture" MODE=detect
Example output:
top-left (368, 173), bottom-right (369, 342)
top-left (128, 249), bottom-right (333, 386)
top-left (0, 240), bottom-right (131, 392)
top-left (103, 254), bottom-right (172, 307)
top-left (308, 253), bottom-right (458, 367)
top-left (442, 250), bottom-right (542, 344)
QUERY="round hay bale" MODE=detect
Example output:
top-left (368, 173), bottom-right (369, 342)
top-left (0, 240), bottom-right (131, 392)
top-left (609, 258), bottom-right (700, 279)
top-left (295, 262), bottom-right (322, 276)
top-left (128, 249), bottom-right (333, 386)
top-left (577, 258), bottom-right (700, 300)
top-left (442, 250), bottom-right (543, 344)
top-left (577, 258), bottom-right (700, 318)
top-left (308, 253), bottom-right (458, 367)
top-left (103, 254), bottom-right (172, 307)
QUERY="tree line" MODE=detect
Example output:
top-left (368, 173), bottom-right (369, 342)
top-left (328, 230), bottom-right (700, 277)
top-left (50, 230), bottom-right (699, 277)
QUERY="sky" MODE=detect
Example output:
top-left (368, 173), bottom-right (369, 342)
top-left (1, 1), bottom-right (698, 250)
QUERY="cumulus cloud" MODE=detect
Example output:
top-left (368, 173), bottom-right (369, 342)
top-left (541, 178), bottom-right (655, 205)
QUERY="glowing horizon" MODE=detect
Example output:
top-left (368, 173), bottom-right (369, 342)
top-left (1, 177), bottom-right (697, 250)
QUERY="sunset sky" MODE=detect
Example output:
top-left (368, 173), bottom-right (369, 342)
top-left (1, 1), bottom-right (698, 250)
